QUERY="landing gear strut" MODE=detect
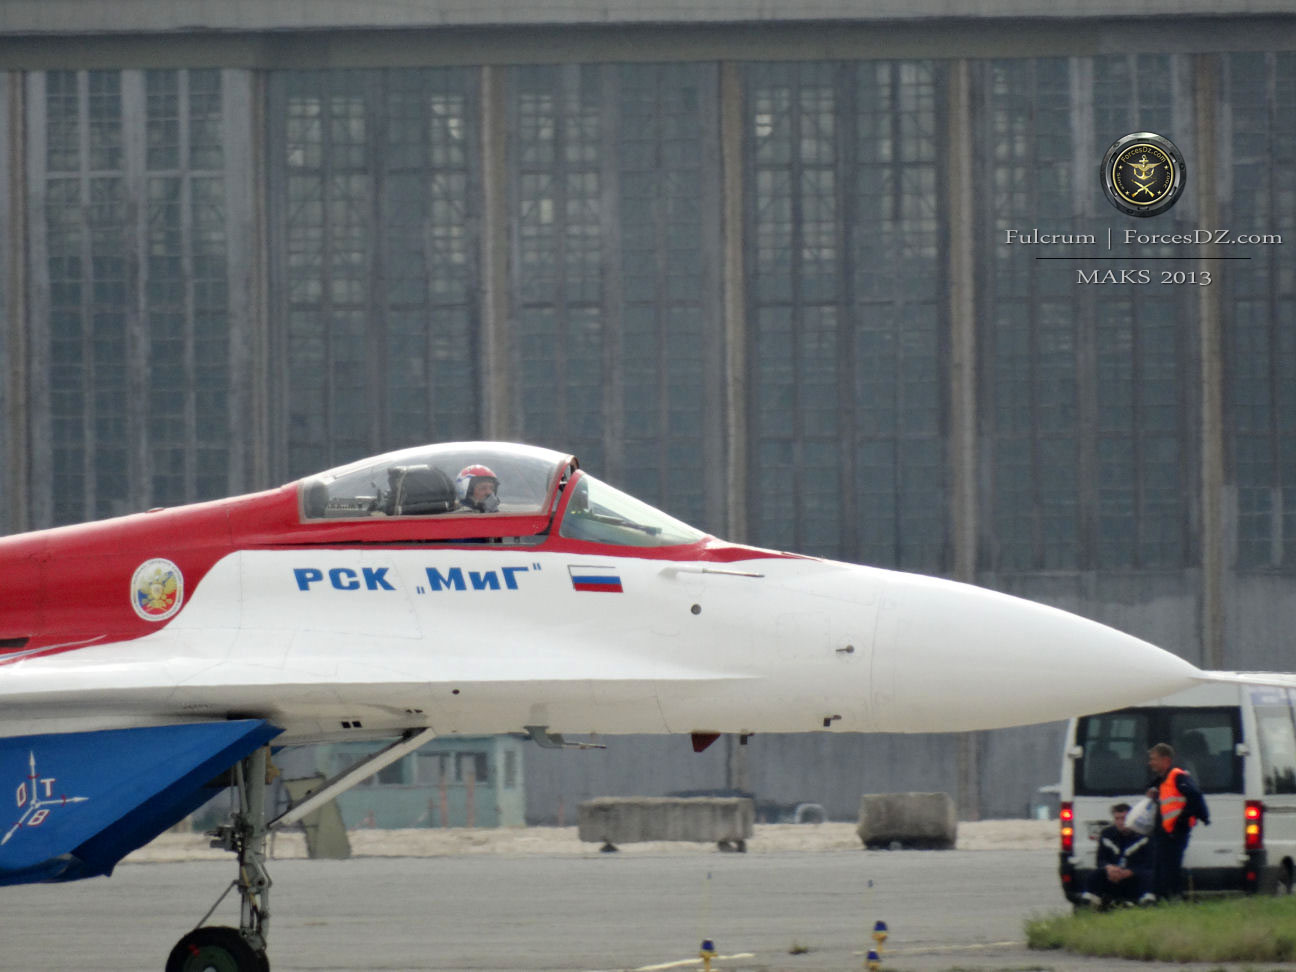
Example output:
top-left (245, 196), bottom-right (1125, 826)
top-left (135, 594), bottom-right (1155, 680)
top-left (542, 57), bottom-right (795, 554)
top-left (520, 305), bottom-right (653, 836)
top-left (165, 729), bottom-right (437, 971)
top-left (165, 748), bottom-right (272, 972)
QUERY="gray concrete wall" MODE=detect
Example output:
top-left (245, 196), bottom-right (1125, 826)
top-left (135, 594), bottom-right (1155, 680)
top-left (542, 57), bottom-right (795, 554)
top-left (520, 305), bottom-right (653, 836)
top-left (526, 732), bottom-right (972, 824)
top-left (523, 729), bottom-right (1068, 824)
top-left (1227, 577), bottom-right (1296, 671)
top-left (3, 0), bottom-right (1295, 35)
top-left (524, 737), bottom-right (728, 825)
top-left (3, 19), bottom-right (1296, 72)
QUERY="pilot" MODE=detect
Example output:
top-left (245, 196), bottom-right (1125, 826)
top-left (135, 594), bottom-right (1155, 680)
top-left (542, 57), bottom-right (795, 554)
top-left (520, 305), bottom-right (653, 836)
top-left (456, 464), bottom-right (501, 513)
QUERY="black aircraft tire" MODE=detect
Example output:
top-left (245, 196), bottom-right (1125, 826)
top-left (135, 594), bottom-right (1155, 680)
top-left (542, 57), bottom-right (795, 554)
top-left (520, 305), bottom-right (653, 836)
top-left (165, 926), bottom-right (264, 972)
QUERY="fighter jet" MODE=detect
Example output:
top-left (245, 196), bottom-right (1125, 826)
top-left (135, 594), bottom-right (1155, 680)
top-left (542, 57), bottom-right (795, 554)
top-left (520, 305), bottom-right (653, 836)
top-left (0, 440), bottom-right (1257, 970)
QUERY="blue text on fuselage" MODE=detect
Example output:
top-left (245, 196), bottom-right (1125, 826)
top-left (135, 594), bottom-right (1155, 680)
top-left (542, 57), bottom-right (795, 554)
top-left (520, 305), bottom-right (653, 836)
top-left (293, 567), bottom-right (396, 592)
top-left (424, 566), bottom-right (529, 591)
top-left (292, 565), bottom-right (530, 592)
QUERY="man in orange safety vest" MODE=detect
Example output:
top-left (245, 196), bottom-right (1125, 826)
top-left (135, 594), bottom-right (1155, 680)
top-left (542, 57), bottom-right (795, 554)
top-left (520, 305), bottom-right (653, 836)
top-left (1146, 742), bottom-right (1210, 901)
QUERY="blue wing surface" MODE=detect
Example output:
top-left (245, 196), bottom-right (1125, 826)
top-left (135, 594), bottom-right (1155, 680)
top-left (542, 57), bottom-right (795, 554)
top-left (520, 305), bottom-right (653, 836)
top-left (0, 719), bottom-right (281, 885)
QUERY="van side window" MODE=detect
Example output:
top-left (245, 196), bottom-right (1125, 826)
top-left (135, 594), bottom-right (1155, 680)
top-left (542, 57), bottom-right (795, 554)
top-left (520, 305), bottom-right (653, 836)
top-left (1077, 712), bottom-right (1151, 794)
top-left (1253, 692), bottom-right (1296, 795)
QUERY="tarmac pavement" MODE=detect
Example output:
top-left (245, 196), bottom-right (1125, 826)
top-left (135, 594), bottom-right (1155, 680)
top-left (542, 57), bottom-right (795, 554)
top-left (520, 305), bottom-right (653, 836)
top-left (0, 846), bottom-right (1289, 971)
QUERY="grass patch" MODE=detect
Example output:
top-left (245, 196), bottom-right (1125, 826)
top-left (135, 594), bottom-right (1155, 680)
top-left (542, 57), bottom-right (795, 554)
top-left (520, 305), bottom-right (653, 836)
top-left (1026, 896), bottom-right (1296, 963)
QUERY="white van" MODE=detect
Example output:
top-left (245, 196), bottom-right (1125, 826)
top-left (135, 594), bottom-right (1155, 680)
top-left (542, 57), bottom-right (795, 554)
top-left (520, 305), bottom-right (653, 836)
top-left (1058, 683), bottom-right (1296, 900)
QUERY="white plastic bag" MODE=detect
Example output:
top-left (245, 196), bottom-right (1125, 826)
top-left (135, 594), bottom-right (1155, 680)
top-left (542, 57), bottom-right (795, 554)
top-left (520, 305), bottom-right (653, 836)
top-left (1126, 795), bottom-right (1157, 835)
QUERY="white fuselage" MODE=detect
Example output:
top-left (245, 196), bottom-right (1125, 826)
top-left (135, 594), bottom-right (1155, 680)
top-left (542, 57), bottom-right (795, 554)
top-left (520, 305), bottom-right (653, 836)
top-left (0, 549), bottom-right (1203, 744)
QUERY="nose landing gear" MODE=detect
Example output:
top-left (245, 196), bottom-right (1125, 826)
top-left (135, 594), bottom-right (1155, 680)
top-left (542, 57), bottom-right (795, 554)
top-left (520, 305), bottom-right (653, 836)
top-left (166, 926), bottom-right (268, 972)
top-left (162, 728), bottom-right (438, 971)
top-left (165, 748), bottom-right (272, 972)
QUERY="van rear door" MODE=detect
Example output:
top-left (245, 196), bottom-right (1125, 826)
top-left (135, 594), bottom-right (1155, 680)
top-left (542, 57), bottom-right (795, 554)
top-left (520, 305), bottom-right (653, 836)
top-left (1074, 705), bottom-right (1243, 866)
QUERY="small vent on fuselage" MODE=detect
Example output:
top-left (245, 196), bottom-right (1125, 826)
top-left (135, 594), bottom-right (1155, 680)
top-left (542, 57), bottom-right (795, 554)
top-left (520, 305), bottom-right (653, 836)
top-left (0, 636), bottom-right (30, 650)
top-left (340, 720), bottom-right (364, 730)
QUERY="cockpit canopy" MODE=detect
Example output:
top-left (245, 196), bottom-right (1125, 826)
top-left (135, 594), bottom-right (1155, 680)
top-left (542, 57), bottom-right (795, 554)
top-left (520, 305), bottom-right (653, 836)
top-left (557, 474), bottom-right (704, 548)
top-left (298, 441), bottom-right (706, 548)
top-left (301, 442), bottom-right (571, 519)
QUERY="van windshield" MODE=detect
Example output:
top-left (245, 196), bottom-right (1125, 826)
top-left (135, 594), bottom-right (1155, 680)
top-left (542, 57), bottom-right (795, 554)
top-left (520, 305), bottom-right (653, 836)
top-left (1076, 707), bottom-right (1241, 795)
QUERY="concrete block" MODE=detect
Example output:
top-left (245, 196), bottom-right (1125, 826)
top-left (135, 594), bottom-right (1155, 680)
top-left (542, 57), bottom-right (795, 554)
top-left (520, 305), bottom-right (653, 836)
top-left (857, 792), bottom-right (957, 849)
top-left (578, 797), bottom-right (753, 850)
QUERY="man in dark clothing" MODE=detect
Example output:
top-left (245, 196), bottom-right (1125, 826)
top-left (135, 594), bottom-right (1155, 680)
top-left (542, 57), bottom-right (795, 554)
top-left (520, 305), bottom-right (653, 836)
top-left (1147, 742), bottom-right (1210, 901)
top-left (1080, 802), bottom-right (1153, 908)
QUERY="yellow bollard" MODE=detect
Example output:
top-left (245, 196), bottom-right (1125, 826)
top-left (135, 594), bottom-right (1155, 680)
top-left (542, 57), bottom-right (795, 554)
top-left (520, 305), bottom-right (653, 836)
top-left (868, 919), bottom-right (887, 970)
top-left (699, 938), bottom-right (716, 972)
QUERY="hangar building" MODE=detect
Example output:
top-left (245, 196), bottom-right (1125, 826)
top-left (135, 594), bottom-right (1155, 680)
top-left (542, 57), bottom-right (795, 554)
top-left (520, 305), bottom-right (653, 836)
top-left (1, 1), bottom-right (1293, 819)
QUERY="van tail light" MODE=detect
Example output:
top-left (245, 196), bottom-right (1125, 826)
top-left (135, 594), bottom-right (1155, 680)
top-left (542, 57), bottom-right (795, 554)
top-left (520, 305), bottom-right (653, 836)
top-left (1244, 800), bottom-right (1264, 851)
top-left (1060, 802), bottom-right (1074, 854)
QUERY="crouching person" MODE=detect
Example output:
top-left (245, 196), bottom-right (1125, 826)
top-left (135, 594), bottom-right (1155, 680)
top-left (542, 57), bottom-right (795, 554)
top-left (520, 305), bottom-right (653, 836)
top-left (1080, 802), bottom-right (1154, 909)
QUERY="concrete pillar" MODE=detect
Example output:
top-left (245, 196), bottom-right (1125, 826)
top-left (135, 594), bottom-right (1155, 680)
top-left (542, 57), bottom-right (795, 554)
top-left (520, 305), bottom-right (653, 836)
top-left (720, 62), bottom-right (747, 542)
top-left (122, 70), bottom-right (149, 506)
top-left (598, 65), bottom-right (625, 481)
top-left (222, 69), bottom-right (265, 492)
top-left (1195, 54), bottom-right (1224, 670)
top-left (2, 72), bottom-right (28, 533)
top-left (725, 733), bottom-right (750, 793)
top-left (947, 60), bottom-right (981, 821)
top-left (479, 64), bottom-right (511, 438)
top-left (24, 71), bottom-right (51, 528)
top-left (948, 59), bottom-right (977, 587)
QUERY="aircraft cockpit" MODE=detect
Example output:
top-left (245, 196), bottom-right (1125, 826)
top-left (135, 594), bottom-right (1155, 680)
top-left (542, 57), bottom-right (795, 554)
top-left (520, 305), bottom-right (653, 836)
top-left (301, 442), bottom-right (571, 519)
top-left (297, 440), bottom-right (707, 549)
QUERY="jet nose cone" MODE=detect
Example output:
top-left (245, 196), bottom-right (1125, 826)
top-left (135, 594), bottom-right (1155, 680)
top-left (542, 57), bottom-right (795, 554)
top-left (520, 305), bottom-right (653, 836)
top-left (870, 573), bottom-right (1200, 732)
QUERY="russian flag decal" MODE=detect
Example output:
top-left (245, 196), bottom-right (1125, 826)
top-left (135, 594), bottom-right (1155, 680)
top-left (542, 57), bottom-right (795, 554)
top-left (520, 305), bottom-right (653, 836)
top-left (568, 565), bottom-right (623, 593)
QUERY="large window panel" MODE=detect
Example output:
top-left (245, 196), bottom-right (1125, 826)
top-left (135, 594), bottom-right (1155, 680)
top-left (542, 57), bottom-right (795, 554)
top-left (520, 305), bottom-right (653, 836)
top-left (746, 61), bottom-right (947, 569)
top-left (747, 63), bottom-right (844, 558)
top-left (1225, 52), bottom-right (1296, 571)
top-left (617, 64), bottom-right (715, 529)
top-left (853, 61), bottom-right (946, 572)
top-left (508, 64), bottom-right (720, 532)
top-left (146, 69), bottom-right (232, 506)
top-left (511, 65), bottom-right (606, 472)
top-left (1091, 54), bottom-right (1193, 570)
top-left (980, 57), bottom-right (1192, 572)
top-left (275, 69), bottom-right (480, 479)
top-left (385, 73), bottom-right (477, 450)
top-left (982, 59), bottom-right (1080, 571)
top-left (1094, 296), bottom-right (1189, 568)
top-left (30, 69), bottom-right (234, 526)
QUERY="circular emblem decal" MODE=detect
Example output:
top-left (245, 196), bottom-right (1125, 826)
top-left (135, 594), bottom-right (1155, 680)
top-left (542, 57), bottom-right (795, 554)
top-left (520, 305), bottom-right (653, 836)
top-left (131, 558), bottom-right (184, 621)
top-left (1101, 132), bottom-right (1186, 218)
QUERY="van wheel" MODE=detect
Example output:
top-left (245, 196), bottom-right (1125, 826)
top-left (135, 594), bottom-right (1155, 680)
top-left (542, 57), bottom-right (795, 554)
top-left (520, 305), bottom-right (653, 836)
top-left (1281, 860), bottom-right (1294, 895)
